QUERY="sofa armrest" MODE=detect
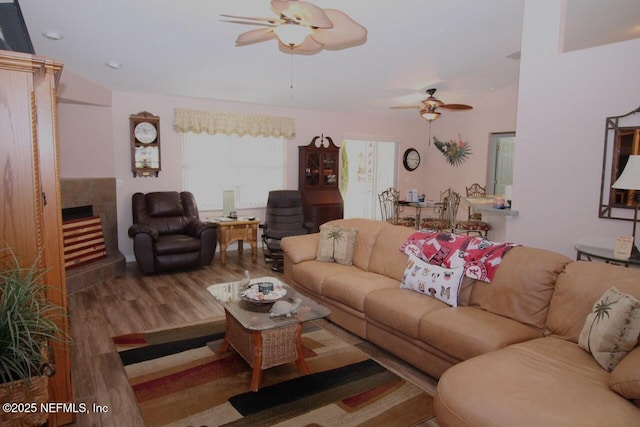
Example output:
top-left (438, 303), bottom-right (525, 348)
top-left (281, 233), bottom-right (320, 264)
top-left (185, 219), bottom-right (218, 238)
top-left (128, 223), bottom-right (159, 240)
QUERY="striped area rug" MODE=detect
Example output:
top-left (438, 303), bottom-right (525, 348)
top-left (113, 319), bottom-right (435, 426)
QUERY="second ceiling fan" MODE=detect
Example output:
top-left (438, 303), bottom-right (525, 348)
top-left (392, 89), bottom-right (473, 122)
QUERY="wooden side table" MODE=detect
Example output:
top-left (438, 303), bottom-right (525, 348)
top-left (215, 219), bottom-right (260, 266)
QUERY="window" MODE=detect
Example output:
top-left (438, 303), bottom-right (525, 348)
top-left (182, 132), bottom-right (284, 210)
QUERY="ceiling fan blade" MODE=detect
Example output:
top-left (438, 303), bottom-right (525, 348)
top-left (271, 0), bottom-right (333, 29)
top-left (221, 19), bottom-right (276, 28)
top-left (441, 104), bottom-right (473, 110)
top-left (236, 28), bottom-right (277, 46)
top-left (220, 14), bottom-right (283, 24)
top-left (278, 36), bottom-right (323, 55)
top-left (390, 105), bottom-right (421, 109)
top-left (309, 9), bottom-right (367, 48)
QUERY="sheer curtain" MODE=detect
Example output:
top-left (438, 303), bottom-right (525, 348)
top-left (182, 133), bottom-right (284, 210)
top-left (340, 139), bottom-right (397, 220)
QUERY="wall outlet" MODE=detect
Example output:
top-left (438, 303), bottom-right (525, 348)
top-left (116, 179), bottom-right (124, 188)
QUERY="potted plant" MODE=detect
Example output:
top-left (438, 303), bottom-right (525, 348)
top-left (0, 248), bottom-right (67, 426)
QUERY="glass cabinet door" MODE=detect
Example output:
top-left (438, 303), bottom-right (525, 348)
top-left (305, 152), bottom-right (321, 186)
top-left (323, 153), bottom-right (338, 186)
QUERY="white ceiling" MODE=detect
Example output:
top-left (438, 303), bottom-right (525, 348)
top-left (16, 0), bottom-right (640, 118)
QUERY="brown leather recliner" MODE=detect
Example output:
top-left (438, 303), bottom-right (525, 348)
top-left (128, 191), bottom-right (218, 274)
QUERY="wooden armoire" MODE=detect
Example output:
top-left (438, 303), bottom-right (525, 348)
top-left (0, 50), bottom-right (73, 425)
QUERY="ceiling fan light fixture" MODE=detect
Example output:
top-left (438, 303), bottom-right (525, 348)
top-left (273, 23), bottom-right (311, 47)
top-left (425, 98), bottom-right (444, 108)
top-left (420, 109), bottom-right (441, 122)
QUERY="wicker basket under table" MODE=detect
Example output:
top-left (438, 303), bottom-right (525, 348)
top-left (219, 309), bottom-right (309, 391)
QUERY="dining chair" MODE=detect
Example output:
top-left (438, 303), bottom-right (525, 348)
top-left (378, 187), bottom-right (399, 225)
top-left (421, 188), bottom-right (460, 232)
top-left (454, 183), bottom-right (492, 237)
top-left (379, 187), bottom-right (417, 228)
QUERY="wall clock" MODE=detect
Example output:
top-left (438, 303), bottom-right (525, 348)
top-left (130, 111), bottom-right (161, 177)
top-left (134, 121), bottom-right (157, 144)
top-left (402, 148), bottom-right (420, 171)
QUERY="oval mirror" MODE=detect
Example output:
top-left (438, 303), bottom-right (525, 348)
top-left (599, 106), bottom-right (640, 220)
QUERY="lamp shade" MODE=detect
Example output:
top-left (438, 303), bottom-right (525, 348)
top-left (420, 109), bottom-right (441, 122)
top-left (612, 155), bottom-right (640, 191)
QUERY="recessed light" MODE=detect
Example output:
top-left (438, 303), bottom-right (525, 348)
top-left (42, 31), bottom-right (63, 40)
top-left (105, 61), bottom-right (122, 69)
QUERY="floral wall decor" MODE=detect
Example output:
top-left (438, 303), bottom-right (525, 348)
top-left (433, 133), bottom-right (472, 167)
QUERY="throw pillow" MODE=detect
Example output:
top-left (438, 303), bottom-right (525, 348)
top-left (578, 287), bottom-right (640, 372)
top-left (609, 346), bottom-right (640, 400)
top-left (400, 254), bottom-right (464, 307)
top-left (316, 225), bottom-right (357, 265)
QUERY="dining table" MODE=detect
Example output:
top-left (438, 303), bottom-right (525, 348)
top-left (397, 200), bottom-right (443, 229)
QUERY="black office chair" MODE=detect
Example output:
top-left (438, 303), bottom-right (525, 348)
top-left (262, 190), bottom-right (312, 272)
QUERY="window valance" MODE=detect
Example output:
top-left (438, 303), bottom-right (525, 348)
top-left (174, 108), bottom-right (295, 139)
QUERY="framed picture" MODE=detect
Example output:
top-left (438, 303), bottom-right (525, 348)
top-left (0, 0), bottom-right (34, 54)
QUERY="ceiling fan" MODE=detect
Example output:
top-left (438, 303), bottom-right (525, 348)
top-left (392, 88), bottom-right (473, 122)
top-left (221, 0), bottom-right (367, 55)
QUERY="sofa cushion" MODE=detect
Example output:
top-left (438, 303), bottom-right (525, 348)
top-left (609, 346), bottom-right (640, 400)
top-left (365, 288), bottom-right (448, 339)
top-left (316, 224), bottom-right (357, 265)
top-left (368, 225), bottom-right (415, 281)
top-left (419, 307), bottom-right (542, 361)
top-left (578, 287), bottom-right (640, 372)
top-left (546, 261), bottom-right (640, 342)
top-left (281, 233), bottom-right (319, 264)
top-left (468, 246), bottom-right (571, 332)
top-left (288, 260), bottom-right (356, 295)
top-left (435, 336), bottom-right (640, 427)
top-left (323, 219), bottom-right (391, 271)
top-left (400, 254), bottom-right (465, 307)
top-left (321, 271), bottom-right (398, 312)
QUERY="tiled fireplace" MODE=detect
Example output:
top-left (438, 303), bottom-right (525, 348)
top-left (60, 178), bottom-right (125, 293)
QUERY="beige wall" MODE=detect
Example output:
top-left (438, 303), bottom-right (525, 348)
top-left (509, 0), bottom-right (640, 256)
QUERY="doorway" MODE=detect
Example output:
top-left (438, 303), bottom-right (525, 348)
top-left (487, 132), bottom-right (515, 195)
top-left (340, 139), bottom-right (397, 220)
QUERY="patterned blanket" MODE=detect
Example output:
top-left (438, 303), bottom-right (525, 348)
top-left (399, 231), bottom-right (519, 283)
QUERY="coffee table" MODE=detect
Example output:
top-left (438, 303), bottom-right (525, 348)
top-left (207, 277), bottom-right (330, 391)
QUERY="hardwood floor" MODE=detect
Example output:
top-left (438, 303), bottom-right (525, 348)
top-left (66, 249), bottom-right (439, 426)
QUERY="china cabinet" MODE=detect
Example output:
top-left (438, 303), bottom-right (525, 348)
top-left (0, 50), bottom-right (73, 425)
top-left (298, 135), bottom-right (344, 231)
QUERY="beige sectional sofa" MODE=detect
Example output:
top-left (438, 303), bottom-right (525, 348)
top-left (281, 218), bottom-right (640, 427)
